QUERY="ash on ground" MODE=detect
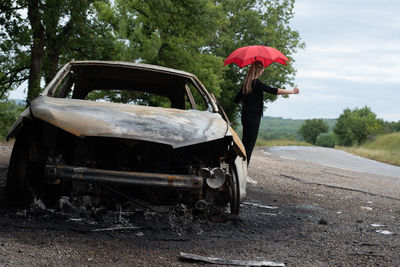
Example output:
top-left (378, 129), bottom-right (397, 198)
top-left (7, 193), bottom-right (235, 238)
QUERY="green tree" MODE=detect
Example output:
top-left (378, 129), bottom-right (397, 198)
top-left (0, 0), bottom-right (119, 102)
top-left (96, 0), bottom-right (304, 122)
top-left (208, 0), bottom-right (305, 124)
top-left (93, 0), bottom-right (225, 104)
top-left (0, 0), bottom-right (31, 99)
top-left (333, 106), bottom-right (385, 146)
top-left (384, 120), bottom-right (400, 132)
top-left (298, 119), bottom-right (329, 144)
top-left (1, 0), bottom-right (304, 118)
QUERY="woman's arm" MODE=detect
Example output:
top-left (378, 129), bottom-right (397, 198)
top-left (254, 79), bottom-right (300, 95)
top-left (277, 86), bottom-right (299, 95)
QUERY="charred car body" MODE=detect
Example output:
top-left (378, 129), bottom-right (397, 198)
top-left (6, 61), bottom-right (247, 214)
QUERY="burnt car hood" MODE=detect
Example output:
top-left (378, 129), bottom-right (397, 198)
top-left (30, 96), bottom-right (229, 148)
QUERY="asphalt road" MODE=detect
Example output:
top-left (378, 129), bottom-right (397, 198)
top-left (262, 146), bottom-right (400, 201)
top-left (265, 146), bottom-right (400, 179)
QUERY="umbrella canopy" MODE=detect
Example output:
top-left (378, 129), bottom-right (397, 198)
top-left (224, 45), bottom-right (290, 68)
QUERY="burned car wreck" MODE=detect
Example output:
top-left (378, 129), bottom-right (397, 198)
top-left (6, 61), bottom-right (247, 214)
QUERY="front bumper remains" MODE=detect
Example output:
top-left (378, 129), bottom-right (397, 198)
top-left (45, 164), bottom-right (203, 189)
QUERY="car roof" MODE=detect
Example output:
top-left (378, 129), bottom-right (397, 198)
top-left (70, 60), bottom-right (196, 79)
top-left (42, 60), bottom-right (219, 112)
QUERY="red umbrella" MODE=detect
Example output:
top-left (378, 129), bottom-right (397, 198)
top-left (224, 45), bottom-right (290, 68)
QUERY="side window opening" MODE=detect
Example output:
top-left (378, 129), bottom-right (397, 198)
top-left (53, 72), bottom-right (74, 98)
top-left (185, 83), bottom-right (208, 111)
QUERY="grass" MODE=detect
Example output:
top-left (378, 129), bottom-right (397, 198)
top-left (337, 132), bottom-right (400, 167)
top-left (255, 139), bottom-right (312, 147)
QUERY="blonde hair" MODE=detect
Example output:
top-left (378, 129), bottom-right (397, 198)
top-left (243, 61), bottom-right (264, 94)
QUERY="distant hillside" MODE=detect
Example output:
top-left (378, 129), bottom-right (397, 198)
top-left (235, 116), bottom-right (337, 141)
top-left (8, 99), bottom-right (26, 106)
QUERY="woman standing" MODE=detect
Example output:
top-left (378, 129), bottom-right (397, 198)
top-left (235, 61), bottom-right (299, 165)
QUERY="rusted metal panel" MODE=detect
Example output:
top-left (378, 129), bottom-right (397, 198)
top-left (45, 164), bottom-right (204, 189)
top-left (227, 126), bottom-right (246, 158)
top-left (46, 63), bottom-right (72, 96)
top-left (234, 156), bottom-right (247, 201)
top-left (30, 96), bottom-right (229, 148)
top-left (185, 84), bottom-right (197, 109)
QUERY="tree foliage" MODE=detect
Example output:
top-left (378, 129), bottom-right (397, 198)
top-left (315, 132), bottom-right (335, 148)
top-left (1, 0), bottom-right (304, 124)
top-left (0, 100), bottom-right (24, 140)
top-left (0, 0), bottom-right (30, 99)
top-left (384, 120), bottom-right (400, 133)
top-left (298, 119), bottom-right (329, 145)
top-left (92, 0), bottom-right (225, 105)
top-left (0, 0), bottom-right (119, 102)
top-left (207, 0), bottom-right (304, 124)
top-left (333, 106), bottom-right (385, 146)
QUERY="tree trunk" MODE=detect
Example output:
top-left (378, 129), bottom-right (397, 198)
top-left (43, 0), bottom-right (61, 85)
top-left (44, 51), bottom-right (60, 85)
top-left (27, 0), bottom-right (45, 103)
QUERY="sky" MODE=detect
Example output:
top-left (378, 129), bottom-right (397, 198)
top-left (9, 0), bottom-right (400, 122)
top-left (265, 0), bottom-right (400, 122)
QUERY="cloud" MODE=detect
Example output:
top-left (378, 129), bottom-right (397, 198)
top-left (294, 40), bottom-right (400, 84)
top-left (271, 0), bottom-right (400, 121)
top-left (378, 113), bottom-right (400, 122)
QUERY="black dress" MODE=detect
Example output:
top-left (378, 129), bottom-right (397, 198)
top-left (235, 79), bottom-right (278, 164)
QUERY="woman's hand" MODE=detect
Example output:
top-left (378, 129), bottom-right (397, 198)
top-left (277, 87), bottom-right (300, 95)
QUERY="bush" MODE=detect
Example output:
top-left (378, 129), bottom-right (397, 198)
top-left (333, 106), bottom-right (384, 146)
top-left (384, 120), bottom-right (400, 132)
top-left (297, 119), bottom-right (329, 144)
top-left (316, 133), bottom-right (335, 148)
